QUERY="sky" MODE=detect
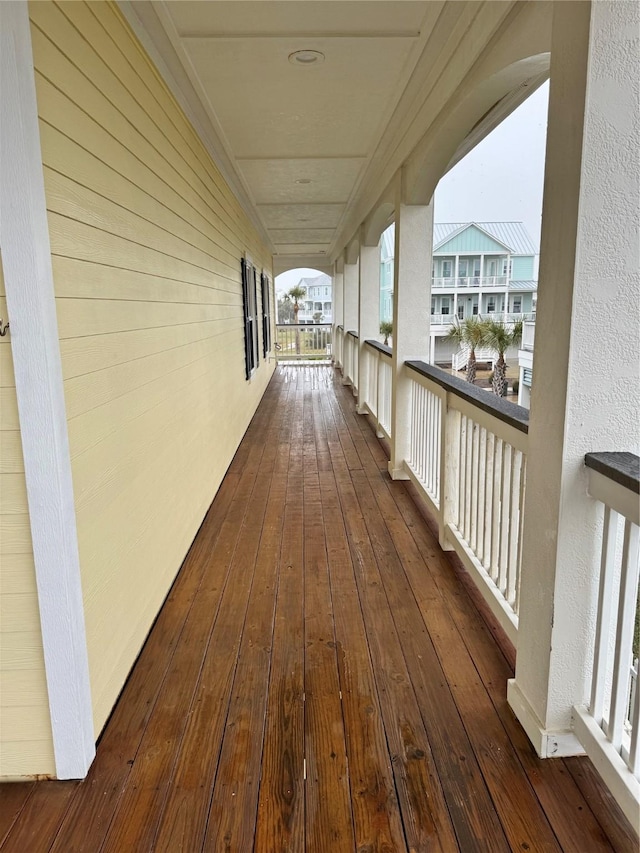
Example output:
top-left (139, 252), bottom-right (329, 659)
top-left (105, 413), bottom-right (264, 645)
top-left (276, 81), bottom-right (550, 296)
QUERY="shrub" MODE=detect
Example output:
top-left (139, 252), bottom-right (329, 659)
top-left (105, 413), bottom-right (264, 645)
top-left (512, 379), bottom-right (520, 395)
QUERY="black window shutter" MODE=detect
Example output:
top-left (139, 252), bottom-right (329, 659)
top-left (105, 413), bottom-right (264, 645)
top-left (252, 267), bottom-right (259, 368)
top-left (241, 258), bottom-right (254, 379)
top-left (261, 273), bottom-right (271, 357)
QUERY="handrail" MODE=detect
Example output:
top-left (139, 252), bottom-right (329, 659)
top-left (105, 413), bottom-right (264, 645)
top-left (364, 339), bottom-right (392, 358)
top-left (406, 361), bottom-right (529, 435)
top-left (571, 450), bottom-right (640, 827)
top-left (347, 329), bottom-right (359, 339)
top-left (585, 452), bottom-right (640, 495)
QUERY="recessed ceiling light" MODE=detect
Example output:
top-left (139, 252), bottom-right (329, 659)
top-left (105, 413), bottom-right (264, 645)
top-left (289, 50), bottom-right (325, 66)
top-left (295, 178), bottom-right (312, 185)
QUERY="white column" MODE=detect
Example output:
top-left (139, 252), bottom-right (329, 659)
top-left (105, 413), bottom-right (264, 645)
top-left (357, 241), bottom-right (382, 414)
top-left (333, 263), bottom-right (344, 368)
top-left (343, 261), bottom-right (359, 333)
top-left (388, 190), bottom-right (434, 479)
top-left (508, 0), bottom-right (640, 758)
top-left (343, 260), bottom-right (359, 387)
top-left (0, 2), bottom-right (95, 778)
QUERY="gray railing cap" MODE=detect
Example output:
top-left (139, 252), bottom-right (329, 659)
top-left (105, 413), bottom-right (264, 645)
top-left (406, 360), bottom-right (529, 433)
top-left (364, 339), bottom-right (392, 357)
top-left (585, 452), bottom-right (640, 494)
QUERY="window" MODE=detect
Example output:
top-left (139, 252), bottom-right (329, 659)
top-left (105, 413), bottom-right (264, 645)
top-left (473, 259), bottom-right (481, 277)
top-left (241, 258), bottom-right (259, 378)
top-left (324, 287), bottom-right (328, 296)
top-left (502, 258), bottom-right (509, 276)
top-left (261, 272), bottom-right (272, 358)
top-left (458, 259), bottom-right (468, 278)
top-left (513, 298), bottom-right (522, 313)
top-left (487, 297), bottom-right (496, 313)
top-left (457, 304), bottom-right (464, 319)
top-left (431, 297), bottom-right (435, 315)
top-left (441, 297), bottom-right (450, 315)
top-left (472, 303), bottom-right (479, 315)
top-left (442, 260), bottom-right (452, 278)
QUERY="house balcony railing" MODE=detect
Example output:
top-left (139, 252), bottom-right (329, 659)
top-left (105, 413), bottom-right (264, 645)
top-left (430, 312), bottom-right (536, 328)
top-left (358, 349), bottom-right (528, 645)
top-left (432, 275), bottom-right (509, 289)
top-left (360, 340), bottom-right (393, 440)
top-left (275, 323), bottom-right (332, 361)
top-left (342, 330), bottom-right (359, 392)
top-left (353, 346), bottom-right (640, 825)
top-left (573, 452), bottom-right (640, 822)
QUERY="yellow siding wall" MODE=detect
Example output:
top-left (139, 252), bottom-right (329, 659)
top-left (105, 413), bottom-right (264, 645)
top-left (29, 1), bottom-right (275, 734)
top-left (0, 254), bottom-right (56, 778)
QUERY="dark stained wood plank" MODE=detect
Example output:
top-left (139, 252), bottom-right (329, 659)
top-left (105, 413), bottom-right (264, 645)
top-left (254, 376), bottom-right (306, 852)
top-left (329, 386), bottom-right (514, 850)
top-left (385, 476), bottom-right (621, 851)
top-left (303, 387), bottom-right (355, 853)
top-left (0, 782), bottom-right (78, 853)
top-left (202, 469), bottom-right (287, 850)
top-left (318, 466), bottom-right (408, 852)
top-left (0, 783), bottom-right (33, 846)
top-left (254, 503), bottom-right (305, 853)
top-left (148, 380), bottom-right (290, 853)
top-left (321, 393), bottom-right (458, 852)
top-left (564, 757), bottom-right (638, 853)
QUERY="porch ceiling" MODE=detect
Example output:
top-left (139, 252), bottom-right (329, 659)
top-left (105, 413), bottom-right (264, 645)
top-left (120, 1), bottom-right (551, 268)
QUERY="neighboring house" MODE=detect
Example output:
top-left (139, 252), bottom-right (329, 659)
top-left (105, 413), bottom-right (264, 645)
top-left (379, 221), bottom-right (538, 363)
top-left (295, 273), bottom-right (332, 323)
top-left (431, 221), bottom-right (537, 361)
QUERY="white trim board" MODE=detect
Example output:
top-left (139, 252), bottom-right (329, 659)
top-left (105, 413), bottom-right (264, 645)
top-left (0, 2), bottom-right (95, 779)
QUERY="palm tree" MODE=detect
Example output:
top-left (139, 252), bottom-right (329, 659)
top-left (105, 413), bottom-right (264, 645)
top-left (380, 320), bottom-right (393, 346)
top-left (445, 317), bottom-right (489, 384)
top-left (288, 285), bottom-right (306, 354)
top-left (483, 319), bottom-right (523, 396)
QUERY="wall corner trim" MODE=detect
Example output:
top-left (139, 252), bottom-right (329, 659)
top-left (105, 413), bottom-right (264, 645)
top-left (0, 2), bottom-right (95, 779)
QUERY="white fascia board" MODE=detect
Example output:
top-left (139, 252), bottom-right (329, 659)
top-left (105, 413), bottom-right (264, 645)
top-left (0, 2), bottom-right (95, 779)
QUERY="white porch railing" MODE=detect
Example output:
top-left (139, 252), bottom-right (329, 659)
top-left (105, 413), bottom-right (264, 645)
top-left (432, 275), bottom-right (509, 288)
top-left (403, 361), bottom-right (529, 646)
top-left (275, 324), bottom-right (332, 361)
top-left (359, 341), bottom-right (393, 440)
top-left (572, 452), bottom-right (640, 828)
top-left (334, 325), bottom-right (344, 367)
top-left (342, 330), bottom-right (359, 392)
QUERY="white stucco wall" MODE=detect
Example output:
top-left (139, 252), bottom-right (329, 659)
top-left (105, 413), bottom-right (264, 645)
top-left (512, 0), bottom-right (639, 746)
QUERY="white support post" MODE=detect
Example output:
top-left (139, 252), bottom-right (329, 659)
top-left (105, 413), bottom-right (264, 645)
top-left (508, 0), bottom-right (640, 758)
top-left (388, 183), bottom-right (433, 479)
top-left (0, 2), bottom-right (95, 778)
top-left (357, 240), bottom-right (382, 414)
top-left (343, 260), bottom-right (359, 387)
top-left (333, 261), bottom-right (344, 368)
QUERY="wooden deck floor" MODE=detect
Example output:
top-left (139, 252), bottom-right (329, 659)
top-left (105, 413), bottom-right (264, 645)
top-left (1, 365), bottom-right (636, 852)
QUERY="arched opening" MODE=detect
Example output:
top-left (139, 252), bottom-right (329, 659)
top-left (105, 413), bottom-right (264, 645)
top-left (275, 267), bottom-right (333, 362)
top-left (430, 80), bottom-right (549, 404)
